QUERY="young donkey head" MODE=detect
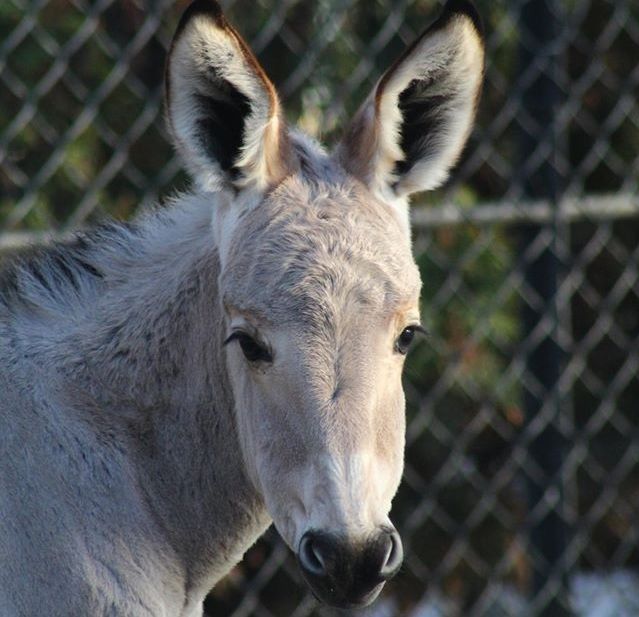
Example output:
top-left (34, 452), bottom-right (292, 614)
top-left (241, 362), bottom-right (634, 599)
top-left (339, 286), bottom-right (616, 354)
top-left (166, 0), bottom-right (484, 608)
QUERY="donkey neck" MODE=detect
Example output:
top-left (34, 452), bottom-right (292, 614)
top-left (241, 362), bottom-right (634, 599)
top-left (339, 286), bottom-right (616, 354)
top-left (28, 194), bottom-right (269, 600)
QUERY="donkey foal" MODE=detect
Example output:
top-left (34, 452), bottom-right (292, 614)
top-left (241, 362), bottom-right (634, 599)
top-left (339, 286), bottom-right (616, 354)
top-left (0, 0), bottom-right (484, 615)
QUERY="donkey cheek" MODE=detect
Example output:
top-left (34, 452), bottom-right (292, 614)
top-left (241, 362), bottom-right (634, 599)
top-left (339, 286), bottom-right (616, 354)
top-left (375, 403), bottom-right (405, 462)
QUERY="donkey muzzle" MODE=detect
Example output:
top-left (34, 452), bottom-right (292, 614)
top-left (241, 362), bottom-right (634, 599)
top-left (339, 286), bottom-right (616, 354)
top-left (297, 527), bottom-right (403, 608)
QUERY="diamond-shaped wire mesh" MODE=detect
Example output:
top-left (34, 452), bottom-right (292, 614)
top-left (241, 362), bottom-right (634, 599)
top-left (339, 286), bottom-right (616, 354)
top-left (1, 0), bottom-right (638, 615)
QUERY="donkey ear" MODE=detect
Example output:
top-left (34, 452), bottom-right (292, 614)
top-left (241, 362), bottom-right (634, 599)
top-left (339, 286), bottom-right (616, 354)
top-left (338, 0), bottom-right (484, 200)
top-left (165, 0), bottom-right (294, 192)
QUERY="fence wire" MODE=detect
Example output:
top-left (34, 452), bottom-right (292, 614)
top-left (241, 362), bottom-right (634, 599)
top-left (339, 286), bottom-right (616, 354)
top-left (1, 0), bottom-right (639, 616)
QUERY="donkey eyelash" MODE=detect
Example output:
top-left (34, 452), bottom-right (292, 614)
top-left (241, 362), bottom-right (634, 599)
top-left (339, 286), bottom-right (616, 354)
top-left (396, 324), bottom-right (426, 355)
top-left (411, 324), bottom-right (429, 338)
top-left (223, 330), bottom-right (261, 346)
top-left (223, 330), bottom-right (274, 363)
top-left (223, 331), bottom-right (245, 347)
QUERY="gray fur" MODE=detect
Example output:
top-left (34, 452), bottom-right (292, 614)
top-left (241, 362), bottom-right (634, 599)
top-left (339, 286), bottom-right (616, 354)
top-left (0, 202), bottom-right (269, 616)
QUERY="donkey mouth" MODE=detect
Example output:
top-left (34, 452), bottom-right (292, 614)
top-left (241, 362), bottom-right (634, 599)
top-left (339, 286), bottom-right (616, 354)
top-left (306, 580), bottom-right (385, 609)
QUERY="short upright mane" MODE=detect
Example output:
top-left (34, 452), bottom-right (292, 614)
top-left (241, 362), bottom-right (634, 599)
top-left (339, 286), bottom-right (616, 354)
top-left (0, 222), bottom-right (135, 315)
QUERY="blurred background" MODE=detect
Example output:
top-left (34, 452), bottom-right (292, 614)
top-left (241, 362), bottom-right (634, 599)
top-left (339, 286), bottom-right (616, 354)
top-left (1, 0), bottom-right (638, 615)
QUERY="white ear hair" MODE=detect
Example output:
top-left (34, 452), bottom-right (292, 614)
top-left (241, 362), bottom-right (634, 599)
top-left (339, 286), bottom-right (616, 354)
top-left (337, 0), bottom-right (484, 201)
top-left (165, 0), bottom-right (294, 193)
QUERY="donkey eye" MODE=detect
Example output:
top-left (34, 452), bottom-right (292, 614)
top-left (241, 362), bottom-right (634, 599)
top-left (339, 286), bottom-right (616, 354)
top-left (224, 332), bottom-right (273, 363)
top-left (395, 325), bottom-right (425, 355)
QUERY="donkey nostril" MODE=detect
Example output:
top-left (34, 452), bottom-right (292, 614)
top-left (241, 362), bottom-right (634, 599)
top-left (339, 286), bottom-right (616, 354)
top-left (299, 533), bottom-right (327, 577)
top-left (379, 530), bottom-right (403, 579)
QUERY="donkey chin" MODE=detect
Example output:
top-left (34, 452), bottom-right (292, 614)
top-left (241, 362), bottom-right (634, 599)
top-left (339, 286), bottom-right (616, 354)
top-left (296, 527), bottom-right (403, 608)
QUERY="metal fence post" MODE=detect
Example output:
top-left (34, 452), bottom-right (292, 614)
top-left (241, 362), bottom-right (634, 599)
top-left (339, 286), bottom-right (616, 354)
top-left (519, 0), bottom-right (571, 614)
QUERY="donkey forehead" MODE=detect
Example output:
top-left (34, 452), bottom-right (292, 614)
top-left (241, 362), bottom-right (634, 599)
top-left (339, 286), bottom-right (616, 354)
top-left (220, 174), bottom-right (421, 323)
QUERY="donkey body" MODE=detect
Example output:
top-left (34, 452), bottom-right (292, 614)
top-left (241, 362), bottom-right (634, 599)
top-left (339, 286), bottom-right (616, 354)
top-left (0, 1), bottom-right (484, 615)
top-left (0, 206), bottom-right (267, 616)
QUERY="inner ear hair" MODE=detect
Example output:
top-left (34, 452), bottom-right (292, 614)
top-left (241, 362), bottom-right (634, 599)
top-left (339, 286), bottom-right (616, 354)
top-left (337, 0), bottom-right (485, 200)
top-left (384, 2), bottom-right (484, 194)
top-left (165, 0), bottom-right (294, 192)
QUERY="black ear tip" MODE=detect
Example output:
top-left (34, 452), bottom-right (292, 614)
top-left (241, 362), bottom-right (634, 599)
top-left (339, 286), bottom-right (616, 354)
top-left (170, 0), bottom-right (227, 54)
top-left (178, 0), bottom-right (225, 31)
top-left (442, 0), bottom-right (484, 37)
top-left (187, 0), bottom-right (223, 17)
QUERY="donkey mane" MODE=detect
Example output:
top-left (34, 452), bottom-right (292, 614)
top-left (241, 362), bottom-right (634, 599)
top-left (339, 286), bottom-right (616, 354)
top-left (0, 223), bottom-right (123, 312)
top-left (0, 134), bottom-right (337, 319)
top-left (0, 198), bottom-right (217, 320)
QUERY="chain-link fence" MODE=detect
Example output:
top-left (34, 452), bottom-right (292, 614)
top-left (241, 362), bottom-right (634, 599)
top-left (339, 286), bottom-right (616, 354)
top-left (1, 0), bottom-right (639, 615)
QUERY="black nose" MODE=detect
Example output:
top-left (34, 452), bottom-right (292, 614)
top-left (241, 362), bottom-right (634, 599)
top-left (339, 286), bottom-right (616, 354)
top-left (297, 528), bottom-right (403, 608)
